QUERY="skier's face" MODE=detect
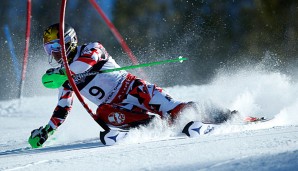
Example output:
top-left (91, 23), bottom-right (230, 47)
top-left (44, 39), bottom-right (61, 55)
top-left (45, 42), bottom-right (72, 66)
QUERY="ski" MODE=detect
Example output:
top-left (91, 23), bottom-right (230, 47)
top-left (243, 116), bottom-right (272, 124)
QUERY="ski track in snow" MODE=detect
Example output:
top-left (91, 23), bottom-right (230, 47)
top-left (1, 68), bottom-right (298, 170)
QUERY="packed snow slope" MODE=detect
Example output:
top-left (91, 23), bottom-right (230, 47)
top-left (1, 66), bottom-right (298, 171)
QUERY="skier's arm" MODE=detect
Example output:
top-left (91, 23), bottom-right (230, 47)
top-left (70, 42), bottom-right (109, 73)
top-left (48, 88), bottom-right (74, 129)
top-left (28, 88), bottom-right (74, 148)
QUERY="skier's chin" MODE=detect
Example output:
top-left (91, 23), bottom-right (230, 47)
top-left (52, 52), bottom-right (62, 62)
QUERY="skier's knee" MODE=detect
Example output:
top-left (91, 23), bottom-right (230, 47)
top-left (95, 104), bottom-right (153, 129)
top-left (168, 101), bottom-right (196, 121)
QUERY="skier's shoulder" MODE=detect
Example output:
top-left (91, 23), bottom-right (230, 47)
top-left (80, 41), bottom-right (104, 52)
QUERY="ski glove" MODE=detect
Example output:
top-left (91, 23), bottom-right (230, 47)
top-left (42, 67), bottom-right (68, 89)
top-left (28, 124), bottom-right (55, 148)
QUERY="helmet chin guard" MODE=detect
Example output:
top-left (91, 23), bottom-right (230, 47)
top-left (48, 54), bottom-right (63, 67)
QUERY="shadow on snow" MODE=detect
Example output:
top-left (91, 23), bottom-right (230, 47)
top-left (0, 138), bottom-right (104, 157)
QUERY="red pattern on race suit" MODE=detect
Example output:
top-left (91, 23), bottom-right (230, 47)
top-left (76, 56), bottom-right (97, 66)
top-left (95, 78), bottom-right (186, 128)
top-left (48, 88), bottom-right (74, 129)
top-left (96, 104), bottom-right (151, 128)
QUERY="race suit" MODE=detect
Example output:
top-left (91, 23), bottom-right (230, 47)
top-left (48, 42), bottom-right (189, 129)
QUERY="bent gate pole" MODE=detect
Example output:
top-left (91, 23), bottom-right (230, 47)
top-left (60, 0), bottom-right (110, 131)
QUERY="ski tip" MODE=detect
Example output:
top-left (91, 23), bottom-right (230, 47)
top-left (244, 116), bottom-right (268, 123)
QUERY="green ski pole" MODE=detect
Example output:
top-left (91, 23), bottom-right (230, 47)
top-left (42, 56), bottom-right (188, 88)
top-left (76, 56), bottom-right (187, 77)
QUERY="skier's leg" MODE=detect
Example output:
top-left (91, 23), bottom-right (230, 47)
top-left (119, 79), bottom-right (199, 124)
top-left (197, 103), bottom-right (239, 124)
top-left (167, 101), bottom-right (197, 122)
top-left (95, 103), bottom-right (155, 129)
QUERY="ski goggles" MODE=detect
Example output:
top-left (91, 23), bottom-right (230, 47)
top-left (43, 39), bottom-right (61, 56)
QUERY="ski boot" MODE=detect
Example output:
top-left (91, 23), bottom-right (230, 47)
top-left (182, 121), bottom-right (216, 138)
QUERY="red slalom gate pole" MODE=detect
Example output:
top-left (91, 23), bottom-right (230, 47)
top-left (18, 0), bottom-right (31, 103)
top-left (88, 0), bottom-right (147, 79)
top-left (60, 0), bottom-right (110, 131)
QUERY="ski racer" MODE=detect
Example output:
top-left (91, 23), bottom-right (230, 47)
top-left (28, 23), bottom-right (233, 148)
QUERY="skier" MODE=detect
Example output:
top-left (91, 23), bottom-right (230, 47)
top-left (28, 23), bottom-right (231, 148)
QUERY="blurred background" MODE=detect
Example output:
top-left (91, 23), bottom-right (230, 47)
top-left (1, 0), bottom-right (298, 101)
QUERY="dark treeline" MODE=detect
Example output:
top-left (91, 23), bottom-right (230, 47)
top-left (1, 0), bottom-right (298, 100)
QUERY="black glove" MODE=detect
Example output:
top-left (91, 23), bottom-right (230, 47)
top-left (28, 124), bottom-right (55, 148)
top-left (46, 67), bottom-right (66, 75)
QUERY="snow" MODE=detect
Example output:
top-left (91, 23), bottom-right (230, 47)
top-left (1, 67), bottom-right (298, 171)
